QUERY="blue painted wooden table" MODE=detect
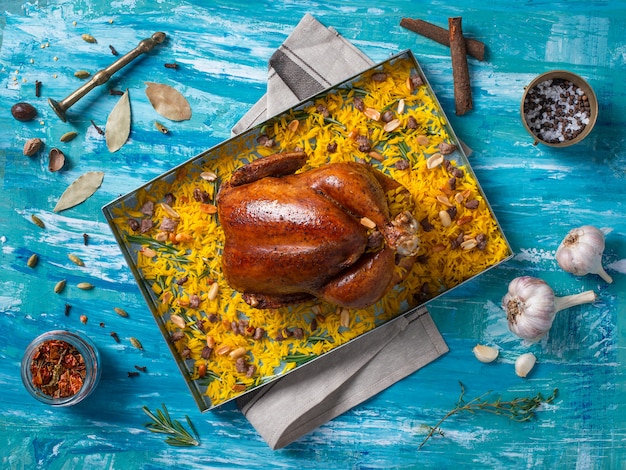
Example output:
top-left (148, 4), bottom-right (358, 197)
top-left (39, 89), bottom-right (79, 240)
top-left (1, 1), bottom-right (625, 468)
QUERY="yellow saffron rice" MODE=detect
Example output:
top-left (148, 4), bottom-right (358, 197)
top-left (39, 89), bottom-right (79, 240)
top-left (109, 55), bottom-right (511, 409)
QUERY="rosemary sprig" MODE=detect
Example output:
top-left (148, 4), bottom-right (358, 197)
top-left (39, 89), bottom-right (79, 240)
top-left (142, 403), bottom-right (200, 447)
top-left (283, 352), bottom-right (318, 366)
top-left (126, 234), bottom-right (179, 255)
top-left (420, 382), bottom-right (558, 449)
top-left (397, 140), bottom-right (411, 159)
top-left (307, 331), bottom-right (335, 344)
top-left (323, 116), bottom-right (346, 129)
top-left (126, 234), bottom-right (191, 264)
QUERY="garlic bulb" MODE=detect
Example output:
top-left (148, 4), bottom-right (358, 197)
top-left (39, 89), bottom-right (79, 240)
top-left (515, 352), bottom-right (537, 378)
top-left (556, 225), bottom-right (613, 283)
top-left (502, 276), bottom-right (597, 342)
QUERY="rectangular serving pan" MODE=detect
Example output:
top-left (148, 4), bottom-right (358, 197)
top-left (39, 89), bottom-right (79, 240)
top-left (103, 49), bottom-right (513, 411)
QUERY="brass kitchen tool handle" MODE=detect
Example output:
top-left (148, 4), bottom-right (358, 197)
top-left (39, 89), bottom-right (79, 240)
top-left (48, 32), bottom-right (166, 122)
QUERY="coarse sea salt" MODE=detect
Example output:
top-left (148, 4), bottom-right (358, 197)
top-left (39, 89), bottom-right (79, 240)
top-left (523, 79), bottom-right (591, 143)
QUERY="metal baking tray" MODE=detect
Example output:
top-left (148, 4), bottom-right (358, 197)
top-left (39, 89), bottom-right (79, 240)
top-left (103, 50), bottom-right (512, 411)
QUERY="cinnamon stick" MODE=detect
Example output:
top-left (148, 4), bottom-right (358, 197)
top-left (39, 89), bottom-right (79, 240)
top-left (400, 18), bottom-right (485, 61)
top-left (449, 17), bottom-right (473, 116)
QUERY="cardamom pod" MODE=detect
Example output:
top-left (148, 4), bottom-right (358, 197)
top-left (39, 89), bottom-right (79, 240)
top-left (114, 307), bottom-right (129, 318)
top-left (77, 282), bottom-right (94, 290)
top-left (74, 70), bottom-right (91, 79)
top-left (81, 33), bottom-right (97, 43)
top-left (31, 214), bottom-right (45, 228)
top-left (60, 131), bottom-right (78, 143)
top-left (130, 337), bottom-right (143, 350)
top-left (54, 279), bottom-right (67, 294)
top-left (27, 253), bottom-right (39, 268)
top-left (68, 253), bottom-right (84, 266)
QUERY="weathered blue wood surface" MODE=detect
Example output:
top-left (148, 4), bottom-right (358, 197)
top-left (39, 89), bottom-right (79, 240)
top-left (1, 1), bottom-right (625, 468)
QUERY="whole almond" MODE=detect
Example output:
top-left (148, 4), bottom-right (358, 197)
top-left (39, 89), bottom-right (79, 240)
top-left (23, 138), bottom-right (43, 156)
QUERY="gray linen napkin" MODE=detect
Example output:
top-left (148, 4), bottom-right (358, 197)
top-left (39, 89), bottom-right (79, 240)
top-left (237, 306), bottom-right (448, 449)
top-left (232, 13), bottom-right (449, 450)
top-left (231, 13), bottom-right (372, 135)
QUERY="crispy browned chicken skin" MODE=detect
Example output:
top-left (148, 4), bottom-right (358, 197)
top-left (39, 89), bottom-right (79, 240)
top-left (216, 152), bottom-right (419, 309)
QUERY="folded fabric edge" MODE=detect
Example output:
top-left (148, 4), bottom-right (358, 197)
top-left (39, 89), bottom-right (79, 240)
top-left (237, 313), bottom-right (412, 416)
top-left (270, 309), bottom-right (448, 449)
top-left (232, 13), bottom-right (374, 135)
top-left (237, 307), bottom-right (449, 450)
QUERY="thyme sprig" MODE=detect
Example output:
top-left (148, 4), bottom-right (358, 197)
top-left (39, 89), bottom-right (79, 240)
top-left (420, 382), bottom-right (558, 449)
top-left (143, 403), bottom-right (200, 447)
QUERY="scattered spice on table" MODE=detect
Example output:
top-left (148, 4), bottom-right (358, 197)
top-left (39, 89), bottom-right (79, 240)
top-left (90, 119), bottom-right (105, 135)
top-left (29, 339), bottom-right (86, 398)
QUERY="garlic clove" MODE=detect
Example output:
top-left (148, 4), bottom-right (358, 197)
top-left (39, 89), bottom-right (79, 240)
top-left (472, 344), bottom-right (499, 363)
top-left (515, 352), bottom-right (537, 378)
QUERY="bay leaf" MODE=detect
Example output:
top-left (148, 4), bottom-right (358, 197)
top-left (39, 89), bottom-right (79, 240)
top-left (106, 89), bottom-right (131, 152)
top-left (145, 82), bottom-right (192, 121)
top-left (53, 171), bottom-right (105, 212)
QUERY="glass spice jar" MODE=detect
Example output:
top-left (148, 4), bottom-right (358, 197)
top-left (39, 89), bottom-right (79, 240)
top-left (21, 330), bottom-right (101, 406)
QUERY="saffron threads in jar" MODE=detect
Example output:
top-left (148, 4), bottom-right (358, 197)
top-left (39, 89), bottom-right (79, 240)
top-left (30, 339), bottom-right (86, 398)
top-left (21, 331), bottom-right (101, 406)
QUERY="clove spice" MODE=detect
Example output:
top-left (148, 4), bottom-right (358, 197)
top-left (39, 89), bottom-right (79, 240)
top-left (90, 120), bottom-right (105, 135)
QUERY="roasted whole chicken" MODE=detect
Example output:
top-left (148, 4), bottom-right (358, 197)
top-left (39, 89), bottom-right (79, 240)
top-left (216, 151), bottom-right (420, 309)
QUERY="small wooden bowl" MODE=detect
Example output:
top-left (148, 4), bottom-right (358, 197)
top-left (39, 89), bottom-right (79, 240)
top-left (521, 70), bottom-right (598, 147)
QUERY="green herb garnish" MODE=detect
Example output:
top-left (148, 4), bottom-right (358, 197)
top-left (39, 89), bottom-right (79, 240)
top-left (143, 403), bottom-right (200, 447)
top-left (283, 353), bottom-right (318, 366)
top-left (420, 382), bottom-right (558, 449)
